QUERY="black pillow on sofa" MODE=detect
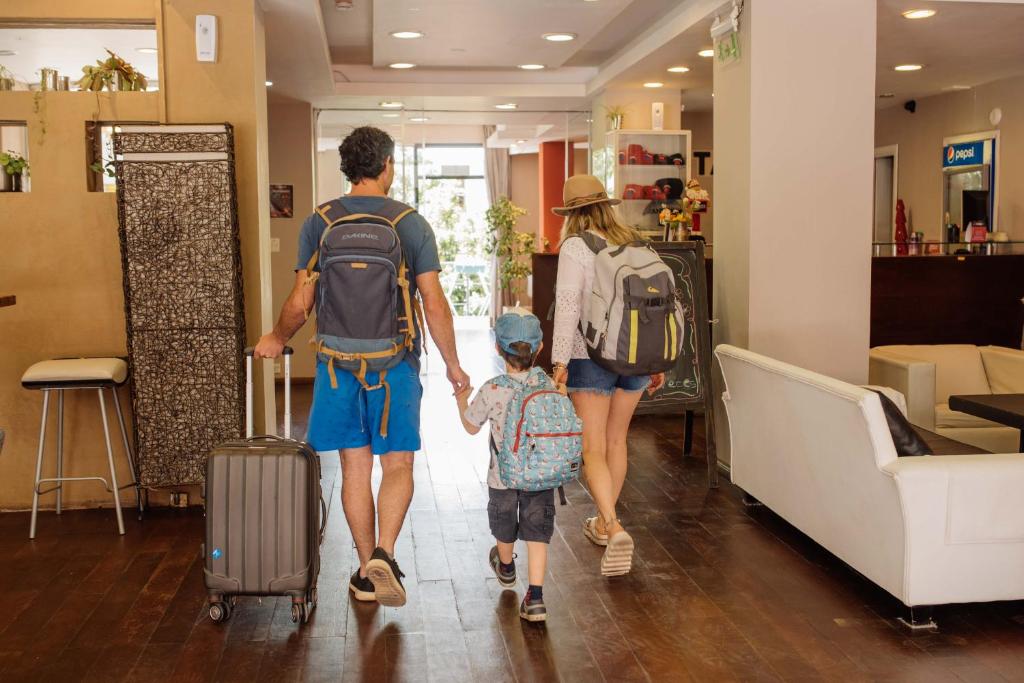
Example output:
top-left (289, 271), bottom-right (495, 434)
top-left (870, 390), bottom-right (933, 457)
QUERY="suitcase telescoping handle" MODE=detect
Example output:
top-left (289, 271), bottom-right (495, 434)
top-left (243, 346), bottom-right (294, 440)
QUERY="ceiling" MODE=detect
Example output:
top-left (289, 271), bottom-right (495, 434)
top-left (0, 26), bottom-right (158, 87)
top-left (876, 0), bottom-right (1024, 107)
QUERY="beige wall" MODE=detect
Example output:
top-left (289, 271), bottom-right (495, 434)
top-left (0, 0), bottom-right (273, 510)
top-left (269, 101), bottom-right (316, 378)
top-left (713, 0), bottom-right (875, 464)
top-left (875, 73), bottom-right (1024, 241)
top-left (510, 152), bottom-right (540, 307)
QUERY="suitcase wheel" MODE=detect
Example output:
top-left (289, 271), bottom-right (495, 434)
top-left (209, 601), bottom-right (231, 623)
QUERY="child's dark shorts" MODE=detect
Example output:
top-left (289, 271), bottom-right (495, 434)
top-left (487, 487), bottom-right (555, 544)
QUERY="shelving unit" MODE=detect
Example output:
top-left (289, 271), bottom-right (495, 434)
top-left (598, 129), bottom-right (692, 238)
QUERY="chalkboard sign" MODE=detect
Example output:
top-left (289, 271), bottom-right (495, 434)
top-left (635, 242), bottom-right (710, 413)
top-left (530, 240), bottom-right (718, 487)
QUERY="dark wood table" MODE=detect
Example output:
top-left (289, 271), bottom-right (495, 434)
top-left (948, 394), bottom-right (1024, 452)
top-left (0, 295), bottom-right (15, 308)
top-left (914, 426), bottom-right (987, 456)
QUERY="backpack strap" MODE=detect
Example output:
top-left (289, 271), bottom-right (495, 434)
top-left (304, 197), bottom-right (417, 284)
top-left (578, 231), bottom-right (607, 254)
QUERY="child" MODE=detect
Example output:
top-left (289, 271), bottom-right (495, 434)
top-left (455, 312), bottom-right (556, 623)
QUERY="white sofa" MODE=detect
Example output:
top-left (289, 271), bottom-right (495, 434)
top-left (716, 344), bottom-right (1024, 612)
top-left (869, 344), bottom-right (1024, 454)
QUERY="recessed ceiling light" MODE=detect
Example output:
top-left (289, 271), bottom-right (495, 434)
top-left (543, 32), bottom-right (577, 42)
top-left (519, 64), bottom-right (545, 70)
top-left (516, 139), bottom-right (527, 143)
top-left (643, 82), bottom-right (663, 88)
top-left (495, 103), bottom-right (518, 110)
top-left (382, 113), bottom-right (400, 118)
top-left (390, 30), bottom-right (424, 39)
top-left (379, 101), bottom-right (404, 108)
top-left (894, 64), bottom-right (923, 71)
top-left (265, 80), bottom-right (273, 86)
top-left (667, 66), bottom-right (690, 73)
top-left (409, 116), bottom-right (430, 122)
top-left (901, 9), bottom-right (936, 19)
top-left (879, 92), bottom-right (895, 98)
top-left (389, 63), bottom-right (416, 69)
top-left (698, 48), bottom-right (714, 58)
top-left (943, 84), bottom-right (971, 91)
top-left (136, 47), bottom-right (157, 54)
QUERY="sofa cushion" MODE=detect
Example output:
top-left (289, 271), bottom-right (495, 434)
top-left (935, 403), bottom-right (1005, 430)
top-left (871, 390), bottom-right (932, 456)
top-left (980, 346), bottom-right (1024, 394)
top-left (876, 344), bottom-right (991, 403)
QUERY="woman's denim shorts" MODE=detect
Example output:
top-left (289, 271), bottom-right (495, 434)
top-left (566, 358), bottom-right (650, 396)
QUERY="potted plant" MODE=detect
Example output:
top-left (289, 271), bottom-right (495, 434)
top-left (485, 196), bottom-right (545, 309)
top-left (0, 150), bottom-right (29, 192)
top-left (604, 104), bottom-right (626, 130)
top-left (77, 49), bottom-right (148, 92)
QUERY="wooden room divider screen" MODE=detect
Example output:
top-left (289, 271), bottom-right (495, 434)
top-left (114, 124), bottom-right (245, 491)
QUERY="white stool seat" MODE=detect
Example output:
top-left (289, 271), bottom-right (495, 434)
top-left (22, 358), bottom-right (128, 387)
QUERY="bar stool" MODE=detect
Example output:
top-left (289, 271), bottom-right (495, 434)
top-left (21, 357), bottom-right (142, 538)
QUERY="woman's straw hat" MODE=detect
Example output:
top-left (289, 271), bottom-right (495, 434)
top-left (552, 174), bottom-right (621, 216)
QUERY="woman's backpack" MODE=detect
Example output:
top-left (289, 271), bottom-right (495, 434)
top-left (574, 232), bottom-right (685, 376)
top-left (491, 368), bottom-right (582, 493)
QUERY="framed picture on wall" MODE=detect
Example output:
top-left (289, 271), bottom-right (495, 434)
top-left (270, 184), bottom-right (293, 218)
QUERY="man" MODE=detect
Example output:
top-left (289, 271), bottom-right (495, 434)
top-left (254, 126), bottom-right (469, 607)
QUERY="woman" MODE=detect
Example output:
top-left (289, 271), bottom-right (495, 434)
top-left (550, 174), bottom-right (664, 577)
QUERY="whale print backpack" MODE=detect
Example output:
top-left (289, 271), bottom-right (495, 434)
top-left (490, 367), bottom-right (583, 494)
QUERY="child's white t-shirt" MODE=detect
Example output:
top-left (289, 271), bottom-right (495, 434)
top-left (463, 370), bottom-right (530, 491)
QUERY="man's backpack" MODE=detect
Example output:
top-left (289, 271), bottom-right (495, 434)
top-left (574, 231), bottom-right (685, 376)
top-left (303, 197), bottom-right (423, 437)
top-left (490, 368), bottom-right (582, 493)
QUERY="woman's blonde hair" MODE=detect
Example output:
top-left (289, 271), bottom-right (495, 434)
top-left (560, 201), bottom-right (643, 246)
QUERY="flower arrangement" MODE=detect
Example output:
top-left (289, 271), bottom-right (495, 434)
top-left (78, 49), bottom-right (148, 92)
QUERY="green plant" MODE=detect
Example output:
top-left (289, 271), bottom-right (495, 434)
top-left (0, 150), bottom-right (29, 176)
top-left (0, 64), bottom-right (13, 80)
top-left (78, 49), bottom-right (148, 92)
top-left (603, 104), bottom-right (626, 128)
top-left (485, 196), bottom-right (539, 307)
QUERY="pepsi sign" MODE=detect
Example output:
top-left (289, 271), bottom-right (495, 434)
top-left (943, 141), bottom-right (985, 168)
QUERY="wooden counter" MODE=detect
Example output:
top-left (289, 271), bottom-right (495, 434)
top-left (871, 254), bottom-right (1024, 348)
top-left (531, 252), bottom-right (1024, 362)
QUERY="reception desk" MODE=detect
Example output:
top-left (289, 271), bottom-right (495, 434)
top-left (531, 252), bottom-right (1024, 365)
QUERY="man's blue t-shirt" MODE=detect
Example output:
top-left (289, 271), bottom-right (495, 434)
top-left (295, 195), bottom-right (440, 356)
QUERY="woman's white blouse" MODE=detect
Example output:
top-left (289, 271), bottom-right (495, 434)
top-left (551, 233), bottom-right (597, 365)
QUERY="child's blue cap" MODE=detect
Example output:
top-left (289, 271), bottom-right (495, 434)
top-left (494, 312), bottom-right (543, 355)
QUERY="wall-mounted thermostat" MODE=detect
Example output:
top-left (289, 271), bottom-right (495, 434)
top-left (652, 102), bottom-right (665, 130)
top-left (196, 15), bottom-right (217, 62)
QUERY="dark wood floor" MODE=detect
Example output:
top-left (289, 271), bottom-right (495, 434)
top-left (3, 328), bottom-right (1024, 682)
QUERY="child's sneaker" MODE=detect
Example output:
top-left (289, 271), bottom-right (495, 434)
top-left (519, 595), bottom-right (547, 623)
top-left (489, 546), bottom-right (517, 588)
top-left (348, 570), bottom-right (375, 602)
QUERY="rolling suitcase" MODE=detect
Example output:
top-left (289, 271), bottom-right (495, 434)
top-left (203, 346), bottom-right (324, 625)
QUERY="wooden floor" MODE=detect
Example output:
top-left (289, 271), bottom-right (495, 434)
top-left (2, 327), bottom-right (1024, 682)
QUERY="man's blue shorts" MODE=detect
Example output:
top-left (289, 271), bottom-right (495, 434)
top-left (305, 357), bottom-right (422, 455)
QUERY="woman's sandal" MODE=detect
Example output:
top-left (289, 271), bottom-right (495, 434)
top-left (601, 526), bottom-right (634, 577)
top-left (583, 516), bottom-right (609, 546)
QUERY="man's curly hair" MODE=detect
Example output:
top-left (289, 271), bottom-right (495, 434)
top-left (339, 126), bottom-right (395, 184)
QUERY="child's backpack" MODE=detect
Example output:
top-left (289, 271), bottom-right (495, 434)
top-left (491, 367), bottom-right (583, 494)
top-left (303, 197), bottom-right (423, 437)
top-left (573, 231), bottom-right (685, 376)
